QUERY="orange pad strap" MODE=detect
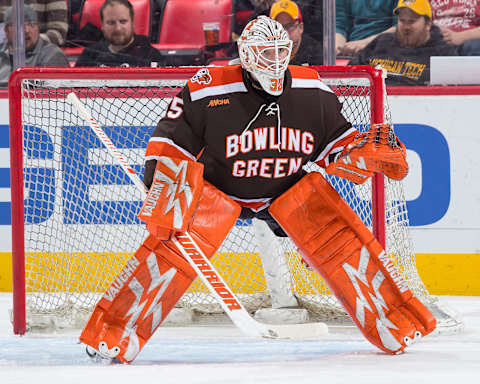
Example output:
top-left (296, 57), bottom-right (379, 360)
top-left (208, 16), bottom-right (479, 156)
top-left (326, 124), bottom-right (408, 184)
top-left (269, 172), bottom-right (436, 354)
top-left (80, 182), bottom-right (240, 363)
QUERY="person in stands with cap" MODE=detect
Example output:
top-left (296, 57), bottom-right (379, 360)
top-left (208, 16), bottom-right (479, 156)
top-left (348, 0), bottom-right (457, 86)
top-left (237, 0), bottom-right (322, 47)
top-left (269, 0), bottom-right (322, 65)
top-left (0, 5), bottom-right (69, 87)
top-left (0, 0), bottom-right (68, 46)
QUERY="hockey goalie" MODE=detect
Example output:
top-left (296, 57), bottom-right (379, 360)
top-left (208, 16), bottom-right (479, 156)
top-left (80, 16), bottom-right (436, 363)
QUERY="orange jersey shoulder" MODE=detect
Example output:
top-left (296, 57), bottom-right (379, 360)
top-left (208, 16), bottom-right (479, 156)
top-left (187, 66), bottom-right (247, 101)
top-left (288, 65), bottom-right (333, 93)
top-left (288, 65), bottom-right (320, 80)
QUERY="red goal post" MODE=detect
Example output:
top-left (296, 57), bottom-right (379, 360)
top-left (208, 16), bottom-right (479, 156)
top-left (9, 66), bottom-right (458, 335)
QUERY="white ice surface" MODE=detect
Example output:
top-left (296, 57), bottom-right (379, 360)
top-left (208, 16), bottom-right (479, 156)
top-left (0, 294), bottom-right (479, 384)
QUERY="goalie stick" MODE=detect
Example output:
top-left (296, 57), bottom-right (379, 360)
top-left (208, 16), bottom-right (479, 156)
top-left (67, 92), bottom-right (328, 339)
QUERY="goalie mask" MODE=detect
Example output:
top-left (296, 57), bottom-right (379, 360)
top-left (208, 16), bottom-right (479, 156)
top-left (238, 16), bottom-right (292, 96)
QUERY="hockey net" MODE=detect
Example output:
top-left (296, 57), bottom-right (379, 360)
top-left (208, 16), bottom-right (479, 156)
top-left (10, 66), bottom-right (462, 334)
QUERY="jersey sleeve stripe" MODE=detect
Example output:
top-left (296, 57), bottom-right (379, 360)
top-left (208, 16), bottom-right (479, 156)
top-left (146, 137), bottom-right (197, 161)
top-left (291, 78), bottom-right (333, 93)
top-left (313, 127), bottom-right (357, 163)
top-left (190, 82), bottom-right (248, 101)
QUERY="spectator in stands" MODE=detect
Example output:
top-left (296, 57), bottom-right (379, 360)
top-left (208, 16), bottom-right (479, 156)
top-left (430, 0), bottom-right (480, 56)
top-left (75, 0), bottom-right (164, 67)
top-left (0, 5), bottom-right (69, 87)
top-left (269, 0), bottom-right (322, 65)
top-left (0, 0), bottom-right (68, 46)
top-left (239, 0), bottom-right (322, 45)
top-left (336, 0), bottom-right (397, 56)
top-left (349, 0), bottom-right (457, 86)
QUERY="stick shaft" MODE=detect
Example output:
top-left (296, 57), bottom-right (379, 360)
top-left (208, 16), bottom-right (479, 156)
top-left (67, 93), bottom-right (148, 198)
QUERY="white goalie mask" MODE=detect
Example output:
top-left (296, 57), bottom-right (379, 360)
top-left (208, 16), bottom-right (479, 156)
top-left (238, 16), bottom-right (292, 96)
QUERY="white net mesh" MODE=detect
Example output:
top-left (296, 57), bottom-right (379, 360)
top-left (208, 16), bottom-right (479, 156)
top-left (11, 68), bottom-right (462, 333)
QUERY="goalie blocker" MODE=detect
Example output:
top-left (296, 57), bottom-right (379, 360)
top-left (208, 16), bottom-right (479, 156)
top-left (80, 159), bottom-right (241, 363)
top-left (269, 172), bottom-right (436, 354)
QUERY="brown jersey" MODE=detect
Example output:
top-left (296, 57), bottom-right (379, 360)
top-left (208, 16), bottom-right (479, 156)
top-left (145, 65), bottom-right (356, 212)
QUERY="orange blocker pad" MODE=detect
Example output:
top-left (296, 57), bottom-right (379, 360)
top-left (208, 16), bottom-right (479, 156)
top-left (138, 157), bottom-right (205, 232)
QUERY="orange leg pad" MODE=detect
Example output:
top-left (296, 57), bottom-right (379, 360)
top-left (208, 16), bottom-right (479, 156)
top-left (269, 172), bottom-right (436, 354)
top-left (80, 182), bottom-right (241, 363)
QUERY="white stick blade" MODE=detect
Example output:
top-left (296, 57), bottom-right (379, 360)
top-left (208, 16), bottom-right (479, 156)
top-left (267, 322), bottom-right (329, 339)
